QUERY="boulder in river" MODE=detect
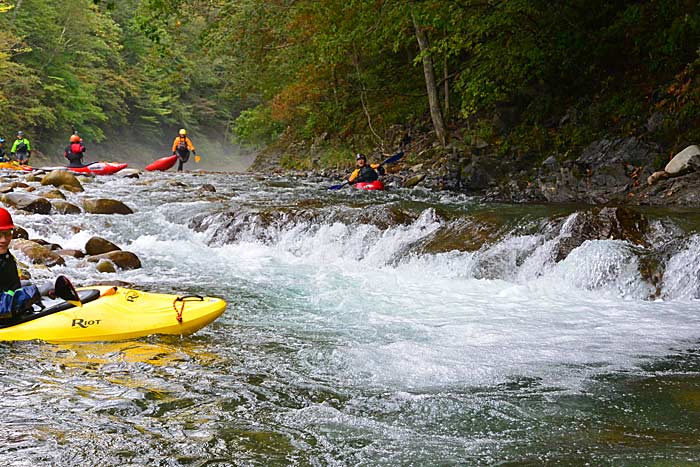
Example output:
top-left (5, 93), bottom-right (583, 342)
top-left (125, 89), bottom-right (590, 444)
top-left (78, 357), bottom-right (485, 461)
top-left (82, 198), bottom-right (134, 215)
top-left (11, 239), bottom-right (65, 267)
top-left (41, 170), bottom-right (84, 191)
top-left (51, 200), bottom-right (81, 214)
top-left (665, 145), bottom-right (700, 176)
top-left (1, 192), bottom-right (52, 214)
top-left (86, 250), bottom-right (141, 270)
top-left (85, 236), bottom-right (121, 255)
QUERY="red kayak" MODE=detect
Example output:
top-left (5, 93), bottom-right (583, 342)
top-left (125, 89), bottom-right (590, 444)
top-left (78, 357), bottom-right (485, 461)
top-left (145, 155), bottom-right (177, 171)
top-left (354, 180), bottom-right (385, 191)
top-left (38, 162), bottom-right (128, 175)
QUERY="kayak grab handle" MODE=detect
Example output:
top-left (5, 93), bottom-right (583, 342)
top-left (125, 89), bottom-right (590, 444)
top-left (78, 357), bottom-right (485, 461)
top-left (172, 295), bottom-right (204, 323)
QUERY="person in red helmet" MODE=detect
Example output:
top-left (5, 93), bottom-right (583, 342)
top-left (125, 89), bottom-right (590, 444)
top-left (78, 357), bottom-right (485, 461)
top-left (0, 208), bottom-right (45, 319)
top-left (64, 133), bottom-right (86, 167)
top-left (0, 207), bottom-right (20, 293)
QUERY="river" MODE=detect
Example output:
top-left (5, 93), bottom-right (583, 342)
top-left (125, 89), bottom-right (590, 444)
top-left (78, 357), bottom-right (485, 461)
top-left (0, 170), bottom-right (699, 466)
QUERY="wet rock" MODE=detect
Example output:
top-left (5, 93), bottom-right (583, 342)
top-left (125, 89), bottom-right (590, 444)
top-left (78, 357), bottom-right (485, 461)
top-left (542, 155), bottom-right (559, 171)
top-left (12, 226), bottom-right (29, 240)
top-left (118, 168), bottom-right (140, 178)
top-left (552, 207), bottom-right (649, 262)
top-left (647, 170), bottom-right (668, 186)
top-left (96, 259), bottom-right (116, 273)
top-left (0, 181), bottom-right (28, 193)
top-left (55, 249), bottom-right (85, 259)
top-left (665, 145), bottom-right (700, 176)
top-left (11, 239), bottom-right (65, 267)
top-left (61, 185), bottom-right (84, 193)
top-left (403, 173), bottom-right (426, 188)
top-left (42, 189), bottom-right (66, 200)
top-left (86, 250), bottom-right (141, 270)
top-left (82, 198), bottom-right (134, 215)
top-left (1, 192), bottom-right (52, 214)
top-left (199, 183), bottom-right (216, 192)
top-left (40, 170), bottom-right (84, 191)
top-left (577, 137), bottom-right (660, 170)
top-left (85, 236), bottom-right (121, 255)
top-left (51, 200), bottom-right (81, 214)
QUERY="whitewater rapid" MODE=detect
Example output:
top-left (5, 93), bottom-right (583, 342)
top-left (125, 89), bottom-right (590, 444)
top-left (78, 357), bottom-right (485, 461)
top-left (2, 170), bottom-right (699, 465)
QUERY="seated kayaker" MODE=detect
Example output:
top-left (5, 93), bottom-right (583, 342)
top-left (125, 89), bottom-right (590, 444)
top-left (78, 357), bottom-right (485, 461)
top-left (64, 134), bottom-right (86, 167)
top-left (0, 208), bottom-right (43, 318)
top-left (347, 153), bottom-right (385, 185)
top-left (0, 208), bottom-right (80, 320)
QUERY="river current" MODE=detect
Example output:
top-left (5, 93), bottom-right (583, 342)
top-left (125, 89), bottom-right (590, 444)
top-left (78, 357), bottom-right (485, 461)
top-left (0, 170), bottom-right (699, 466)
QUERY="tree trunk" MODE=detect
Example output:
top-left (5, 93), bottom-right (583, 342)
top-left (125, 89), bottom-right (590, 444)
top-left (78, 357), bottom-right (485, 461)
top-left (444, 54), bottom-right (449, 120)
top-left (412, 13), bottom-right (447, 147)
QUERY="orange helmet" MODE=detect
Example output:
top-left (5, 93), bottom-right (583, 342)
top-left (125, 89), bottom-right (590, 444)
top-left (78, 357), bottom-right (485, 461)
top-left (70, 134), bottom-right (80, 143)
top-left (0, 208), bottom-right (14, 231)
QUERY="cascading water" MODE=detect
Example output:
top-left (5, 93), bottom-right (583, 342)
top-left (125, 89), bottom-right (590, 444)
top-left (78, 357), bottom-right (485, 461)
top-left (0, 171), bottom-right (699, 465)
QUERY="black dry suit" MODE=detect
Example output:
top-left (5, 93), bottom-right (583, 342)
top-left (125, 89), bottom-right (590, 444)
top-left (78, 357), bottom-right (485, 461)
top-left (64, 142), bottom-right (86, 167)
top-left (0, 252), bottom-right (41, 319)
top-left (349, 164), bottom-right (385, 184)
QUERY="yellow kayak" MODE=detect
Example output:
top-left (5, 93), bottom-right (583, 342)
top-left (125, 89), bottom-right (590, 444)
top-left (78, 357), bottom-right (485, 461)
top-left (0, 161), bottom-right (33, 171)
top-left (0, 286), bottom-right (226, 342)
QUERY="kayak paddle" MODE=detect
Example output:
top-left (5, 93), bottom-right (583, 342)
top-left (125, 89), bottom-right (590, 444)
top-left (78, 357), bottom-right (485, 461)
top-left (54, 275), bottom-right (82, 307)
top-left (194, 155), bottom-right (201, 163)
top-left (326, 151), bottom-right (405, 190)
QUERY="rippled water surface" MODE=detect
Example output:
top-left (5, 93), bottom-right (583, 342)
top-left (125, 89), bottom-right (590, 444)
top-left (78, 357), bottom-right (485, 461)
top-left (1, 171), bottom-right (699, 466)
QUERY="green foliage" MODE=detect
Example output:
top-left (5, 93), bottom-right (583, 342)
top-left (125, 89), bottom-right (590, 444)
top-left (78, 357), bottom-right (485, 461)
top-left (0, 0), bottom-right (697, 166)
top-left (232, 105), bottom-right (283, 148)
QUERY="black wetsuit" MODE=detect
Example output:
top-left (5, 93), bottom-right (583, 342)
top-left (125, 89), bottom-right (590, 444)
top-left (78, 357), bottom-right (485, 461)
top-left (64, 142), bottom-right (86, 167)
top-left (0, 252), bottom-right (20, 293)
top-left (352, 165), bottom-right (384, 183)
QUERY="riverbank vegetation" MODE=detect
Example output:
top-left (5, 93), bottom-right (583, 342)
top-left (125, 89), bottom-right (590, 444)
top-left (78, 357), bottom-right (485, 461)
top-left (0, 1), bottom-right (698, 173)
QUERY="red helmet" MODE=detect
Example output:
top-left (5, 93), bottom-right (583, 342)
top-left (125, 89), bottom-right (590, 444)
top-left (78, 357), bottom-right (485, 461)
top-left (0, 208), bottom-right (14, 231)
top-left (70, 134), bottom-right (80, 143)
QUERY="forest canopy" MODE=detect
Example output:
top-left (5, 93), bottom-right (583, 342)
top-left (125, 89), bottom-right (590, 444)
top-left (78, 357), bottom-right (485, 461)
top-left (0, 0), bottom-right (698, 160)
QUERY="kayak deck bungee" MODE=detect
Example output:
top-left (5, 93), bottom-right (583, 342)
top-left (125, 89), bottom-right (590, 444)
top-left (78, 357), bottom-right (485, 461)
top-left (0, 286), bottom-right (226, 342)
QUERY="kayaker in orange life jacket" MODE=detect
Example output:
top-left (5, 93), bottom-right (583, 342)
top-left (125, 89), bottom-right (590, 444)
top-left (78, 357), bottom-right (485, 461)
top-left (171, 128), bottom-right (196, 172)
top-left (347, 153), bottom-right (385, 185)
top-left (63, 134), bottom-right (86, 167)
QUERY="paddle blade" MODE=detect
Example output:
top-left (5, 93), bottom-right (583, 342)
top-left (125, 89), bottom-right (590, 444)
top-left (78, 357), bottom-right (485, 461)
top-left (382, 151), bottom-right (405, 165)
top-left (54, 275), bottom-right (82, 307)
top-left (194, 155), bottom-right (201, 163)
top-left (327, 182), bottom-right (348, 190)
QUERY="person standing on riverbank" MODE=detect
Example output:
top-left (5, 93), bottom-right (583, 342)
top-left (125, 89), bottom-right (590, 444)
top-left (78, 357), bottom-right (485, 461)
top-left (10, 131), bottom-right (31, 164)
top-left (171, 128), bottom-right (196, 172)
top-left (347, 153), bottom-right (385, 185)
